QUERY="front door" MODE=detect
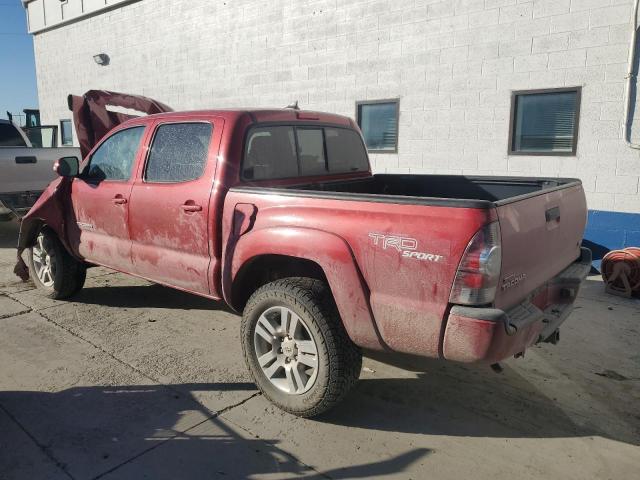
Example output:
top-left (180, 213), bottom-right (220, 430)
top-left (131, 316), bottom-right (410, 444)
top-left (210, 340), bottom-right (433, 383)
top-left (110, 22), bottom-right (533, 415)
top-left (128, 120), bottom-right (219, 295)
top-left (68, 125), bottom-right (146, 270)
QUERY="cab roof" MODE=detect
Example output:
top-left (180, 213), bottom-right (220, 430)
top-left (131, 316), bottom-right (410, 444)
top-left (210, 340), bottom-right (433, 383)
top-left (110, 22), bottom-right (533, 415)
top-left (69, 90), bottom-right (354, 157)
top-left (139, 108), bottom-right (353, 126)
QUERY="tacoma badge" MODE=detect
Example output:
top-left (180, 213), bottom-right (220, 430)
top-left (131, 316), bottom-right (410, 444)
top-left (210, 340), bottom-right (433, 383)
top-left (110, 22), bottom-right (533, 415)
top-left (502, 273), bottom-right (526, 290)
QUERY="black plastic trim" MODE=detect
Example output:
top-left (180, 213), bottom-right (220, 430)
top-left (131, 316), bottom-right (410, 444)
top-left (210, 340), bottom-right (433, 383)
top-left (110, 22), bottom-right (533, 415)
top-left (232, 173), bottom-right (582, 209)
top-left (230, 185), bottom-right (495, 208)
top-left (491, 177), bottom-right (582, 206)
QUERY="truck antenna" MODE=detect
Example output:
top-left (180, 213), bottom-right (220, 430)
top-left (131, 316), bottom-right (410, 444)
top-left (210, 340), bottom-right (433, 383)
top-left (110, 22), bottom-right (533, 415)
top-left (285, 100), bottom-right (300, 110)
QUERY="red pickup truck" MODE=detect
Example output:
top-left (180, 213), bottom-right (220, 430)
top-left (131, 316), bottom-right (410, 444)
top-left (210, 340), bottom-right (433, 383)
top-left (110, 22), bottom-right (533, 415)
top-left (16, 92), bottom-right (591, 417)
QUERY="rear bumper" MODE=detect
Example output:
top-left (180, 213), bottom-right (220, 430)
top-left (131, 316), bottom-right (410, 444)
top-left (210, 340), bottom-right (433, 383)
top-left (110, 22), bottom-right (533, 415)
top-left (442, 247), bottom-right (592, 363)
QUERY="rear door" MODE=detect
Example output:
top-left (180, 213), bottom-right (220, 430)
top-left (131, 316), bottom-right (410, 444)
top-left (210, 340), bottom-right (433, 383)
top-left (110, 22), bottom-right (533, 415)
top-left (128, 119), bottom-right (221, 295)
top-left (494, 183), bottom-right (587, 310)
top-left (69, 125), bottom-right (147, 270)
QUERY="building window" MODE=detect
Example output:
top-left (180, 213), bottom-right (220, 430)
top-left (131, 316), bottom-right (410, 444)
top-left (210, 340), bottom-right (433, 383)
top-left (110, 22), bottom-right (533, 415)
top-left (60, 119), bottom-right (73, 146)
top-left (509, 87), bottom-right (581, 156)
top-left (356, 99), bottom-right (399, 153)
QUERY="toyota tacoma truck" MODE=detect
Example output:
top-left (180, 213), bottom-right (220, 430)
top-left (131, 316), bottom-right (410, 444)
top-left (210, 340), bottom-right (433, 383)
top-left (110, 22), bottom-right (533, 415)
top-left (14, 91), bottom-right (591, 417)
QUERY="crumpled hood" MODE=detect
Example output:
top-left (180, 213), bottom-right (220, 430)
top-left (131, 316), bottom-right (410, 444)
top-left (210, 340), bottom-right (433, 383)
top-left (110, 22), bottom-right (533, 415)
top-left (14, 177), bottom-right (70, 281)
top-left (68, 90), bottom-right (173, 158)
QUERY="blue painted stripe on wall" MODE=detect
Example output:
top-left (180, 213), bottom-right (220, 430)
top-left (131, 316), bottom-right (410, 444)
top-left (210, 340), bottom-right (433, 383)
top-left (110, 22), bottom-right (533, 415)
top-left (583, 210), bottom-right (640, 270)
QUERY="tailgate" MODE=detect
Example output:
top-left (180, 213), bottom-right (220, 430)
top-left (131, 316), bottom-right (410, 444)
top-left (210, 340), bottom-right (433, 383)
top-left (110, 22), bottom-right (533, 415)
top-left (494, 182), bottom-right (587, 310)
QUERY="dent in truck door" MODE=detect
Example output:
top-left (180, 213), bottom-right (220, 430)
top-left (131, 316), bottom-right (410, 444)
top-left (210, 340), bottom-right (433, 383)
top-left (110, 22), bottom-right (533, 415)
top-left (128, 120), bottom-right (221, 295)
top-left (69, 126), bottom-right (146, 270)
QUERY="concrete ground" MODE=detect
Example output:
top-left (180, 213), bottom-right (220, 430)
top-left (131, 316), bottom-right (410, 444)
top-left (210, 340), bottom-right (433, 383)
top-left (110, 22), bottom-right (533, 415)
top-left (0, 219), bottom-right (638, 480)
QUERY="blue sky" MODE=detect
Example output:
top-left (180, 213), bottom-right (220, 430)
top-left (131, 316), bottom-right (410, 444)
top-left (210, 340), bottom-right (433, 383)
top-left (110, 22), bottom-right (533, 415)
top-left (0, 0), bottom-right (38, 122)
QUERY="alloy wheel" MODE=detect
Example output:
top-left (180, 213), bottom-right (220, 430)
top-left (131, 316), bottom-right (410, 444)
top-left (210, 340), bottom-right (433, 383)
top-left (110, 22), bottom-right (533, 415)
top-left (32, 233), bottom-right (56, 287)
top-left (253, 306), bottom-right (319, 395)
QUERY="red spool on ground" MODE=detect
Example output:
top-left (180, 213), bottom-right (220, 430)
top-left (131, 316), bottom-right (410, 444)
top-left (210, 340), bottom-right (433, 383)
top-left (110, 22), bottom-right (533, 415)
top-left (601, 249), bottom-right (640, 296)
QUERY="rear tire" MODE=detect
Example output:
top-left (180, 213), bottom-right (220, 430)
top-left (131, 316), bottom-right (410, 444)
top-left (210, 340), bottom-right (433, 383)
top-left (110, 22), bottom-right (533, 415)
top-left (27, 229), bottom-right (86, 299)
top-left (241, 277), bottom-right (362, 417)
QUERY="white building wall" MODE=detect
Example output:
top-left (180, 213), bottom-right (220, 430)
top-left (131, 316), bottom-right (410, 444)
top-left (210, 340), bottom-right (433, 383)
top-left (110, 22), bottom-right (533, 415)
top-left (30, 0), bottom-right (640, 214)
top-left (24, 0), bottom-right (137, 33)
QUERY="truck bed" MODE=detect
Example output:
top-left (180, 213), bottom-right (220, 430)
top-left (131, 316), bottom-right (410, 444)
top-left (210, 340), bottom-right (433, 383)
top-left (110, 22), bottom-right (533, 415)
top-left (287, 174), bottom-right (582, 207)
top-left (232, 173), bottom-right (586, 314)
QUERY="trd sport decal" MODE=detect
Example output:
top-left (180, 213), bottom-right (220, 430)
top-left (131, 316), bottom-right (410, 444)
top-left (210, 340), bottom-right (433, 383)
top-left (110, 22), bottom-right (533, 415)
top-left (368, 233), bottom-right (445, 262)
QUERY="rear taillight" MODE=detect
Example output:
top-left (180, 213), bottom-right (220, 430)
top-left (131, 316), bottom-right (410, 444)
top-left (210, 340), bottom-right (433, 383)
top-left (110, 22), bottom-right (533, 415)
top-left (449, 222), bottom-right (502, 306)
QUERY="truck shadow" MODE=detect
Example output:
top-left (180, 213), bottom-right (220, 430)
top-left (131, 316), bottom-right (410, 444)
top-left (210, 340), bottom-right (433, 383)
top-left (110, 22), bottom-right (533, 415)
top-left (71, 283), bottom-right (235, 313)
top-left (2, 363), bottom-right (636, 480)
top-left (0, 382), bottom-right (429, 479)
top-left (33, 283), bottom-right (640, 451)
top-left (320, 351), bottom-right (640, 447)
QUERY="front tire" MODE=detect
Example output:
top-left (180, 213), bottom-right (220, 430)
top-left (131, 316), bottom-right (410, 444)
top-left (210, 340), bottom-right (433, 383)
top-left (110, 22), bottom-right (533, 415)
top-left (241, 277), bottom-right (362, 417)
top-left (28, 229), bottom-right (86, 299)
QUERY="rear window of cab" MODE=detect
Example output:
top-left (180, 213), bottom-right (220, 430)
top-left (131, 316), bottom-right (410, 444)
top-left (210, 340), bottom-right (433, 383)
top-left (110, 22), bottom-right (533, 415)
top-left (242, 125), bottom-right (369, 181)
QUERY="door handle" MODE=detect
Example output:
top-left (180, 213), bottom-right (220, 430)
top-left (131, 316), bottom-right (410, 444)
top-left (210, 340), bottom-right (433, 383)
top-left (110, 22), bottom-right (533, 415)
top-left (181, 203), bottom-right (202, 212)
top-left (15, 156), bottom-right (37, 164)
top-left (112, 196), bottom-right (128, 205)
top-left (545, 206), bottom-right (560, 223)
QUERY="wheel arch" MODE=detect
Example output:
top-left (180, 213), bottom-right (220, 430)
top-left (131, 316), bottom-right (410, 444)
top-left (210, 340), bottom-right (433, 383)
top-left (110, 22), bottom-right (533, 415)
top-left (17, 177), bottom-right (74, 254)
top-left (18, 217), bottom-right (46, 250)
top-left (223, 226), bottom-right (386, 351)
top-left (231, 254), bottom-right (328, 311)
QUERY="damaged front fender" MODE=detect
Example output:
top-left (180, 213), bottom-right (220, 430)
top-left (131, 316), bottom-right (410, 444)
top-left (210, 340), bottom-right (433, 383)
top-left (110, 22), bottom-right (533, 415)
top-left (14, 177), bottom-right (73, 282)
